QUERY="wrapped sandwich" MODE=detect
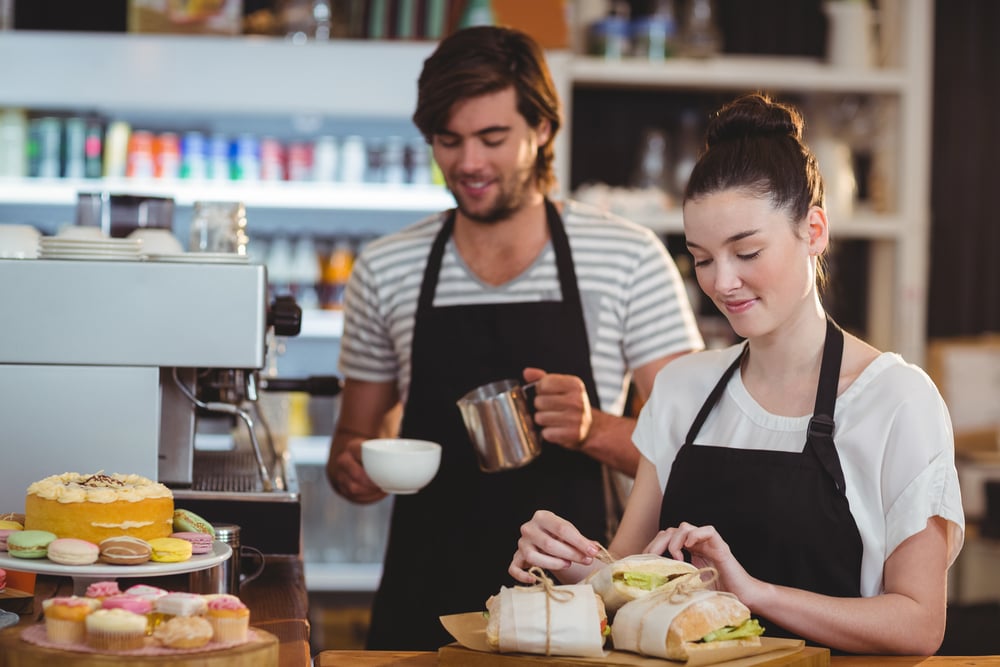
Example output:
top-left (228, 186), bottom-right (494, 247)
top-left (584, 553), bottom-right (704, 615)
top-left (612, 587), bottom-right (764, 661)
top-left (484, 568), bottom-right (609, 657)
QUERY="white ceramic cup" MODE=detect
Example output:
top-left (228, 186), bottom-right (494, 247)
top-left (361, 438), bottom-right (442, 495)
top-left (0, 224), bottom-right (40, 258)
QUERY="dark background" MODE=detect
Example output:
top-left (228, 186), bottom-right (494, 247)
top-left (10, 0), bottom-right (999, 340)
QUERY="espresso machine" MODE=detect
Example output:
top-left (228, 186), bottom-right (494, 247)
top-left (0, 258), bottom-right (332, 554)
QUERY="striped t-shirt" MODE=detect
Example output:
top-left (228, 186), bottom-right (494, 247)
top-left (338, 200), bottom-right (704, 416)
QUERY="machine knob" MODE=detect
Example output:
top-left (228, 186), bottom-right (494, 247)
top-left (268, 295), bottom-right (302, 337)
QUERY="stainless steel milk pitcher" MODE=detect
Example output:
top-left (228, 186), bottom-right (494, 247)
top-left (456, 378), bottom-right (542, 472)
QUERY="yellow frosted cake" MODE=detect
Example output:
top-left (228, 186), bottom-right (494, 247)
top-left (25, 473), bottom-right (174, 544)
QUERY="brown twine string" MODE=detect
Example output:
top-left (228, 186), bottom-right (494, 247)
top-left (593, 543), bottom-right (616, 565)
top-left (526, 566), bottom-right (575, 656)
top-left (634, 566), bottom-right (719, 654)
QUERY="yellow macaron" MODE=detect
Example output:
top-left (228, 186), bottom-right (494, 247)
top-left (147, 537), bottom-right (193, 563)
top-left (0, 519), bottom-right (23, 530)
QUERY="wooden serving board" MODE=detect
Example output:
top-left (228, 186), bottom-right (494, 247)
top-left (0, 625), bottom-right (279, 667)
top-left (0, 588), bottom-right (34, 615)
top-left (437, 644), bottom-right (830, 667)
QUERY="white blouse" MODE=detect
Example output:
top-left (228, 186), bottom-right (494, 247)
top-left (634, 344), bottom-right (966, 597)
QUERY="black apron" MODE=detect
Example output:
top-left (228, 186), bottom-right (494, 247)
top-left (659, 317), bottom-right (863, 641)
top-left (366, 200), bottom-right (607, 650)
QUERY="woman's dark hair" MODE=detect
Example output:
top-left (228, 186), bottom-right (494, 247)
top-left (412, 26), bottom-right (561, 194)
top-left (684, 92), bottom-right (827, 284)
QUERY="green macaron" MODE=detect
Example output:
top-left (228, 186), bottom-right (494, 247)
top-left (7, 529), bottom-right (57, 559)
top-left (172, 509), bottom-right (216, 537)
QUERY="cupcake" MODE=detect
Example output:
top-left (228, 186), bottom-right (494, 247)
top-left (43, 596), bottom-right (101, 645)
top-left (85, 608), bottom-right (148, 651)
top-left (102, 594), bottom-right (153, 615)
top-left (205, 596), bottom-right (250, 643)
top-left (153, 615), bottom-right (214, 649)
top-left (123, 584), bottom-right (168, 603)
top-left (85, 580), bottom-right (121, 601)
top-left (154, 592), bottom-right (207, 619)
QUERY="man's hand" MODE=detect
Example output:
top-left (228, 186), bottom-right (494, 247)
top-left (523, 367), bottom-right (592, 449)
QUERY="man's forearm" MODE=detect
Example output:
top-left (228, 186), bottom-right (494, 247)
top-left (578, 410), bottom-right (640, 476)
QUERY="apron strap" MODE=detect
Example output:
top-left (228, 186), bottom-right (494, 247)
top-left (684, 345), bottom-right (745, 445)
top-left (416, 209), bottom-right (456, 315)
top-left (806, 316), bottom-right (847, 496)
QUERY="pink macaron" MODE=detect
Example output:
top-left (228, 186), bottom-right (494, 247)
top-left (0, 529), bottom-right (19, 552)
top-left (170, 531), bottom-right (213, 555)
top-left (46, 538), bottom-right (100, 566)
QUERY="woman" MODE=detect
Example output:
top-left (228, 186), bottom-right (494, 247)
top-left (508, 93), bottom-right (964, 655)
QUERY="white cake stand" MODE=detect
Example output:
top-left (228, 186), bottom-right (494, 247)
top-left (0, 541), bottom-right (232, 594)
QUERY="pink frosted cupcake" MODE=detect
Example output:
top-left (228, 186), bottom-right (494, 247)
top-left (43, 596), bottom-right (101, 645)
top-left (102, 594), bottom-right (153, 615)
top-left (154, 592), bottom-right (207, 619)
top-left (85, 608), bottom-right (148, 650)
top-left (85, 580), bottom-right (121, 601)
top-left (205, 596), bottom-right (250, 643)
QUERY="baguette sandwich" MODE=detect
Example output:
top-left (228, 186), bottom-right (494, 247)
top-left (484, 581), bottom-right (610, 657)
top-left (584, 553), bottom-right (703, 615)
top-left (612, 588), bottom-right (764, 661)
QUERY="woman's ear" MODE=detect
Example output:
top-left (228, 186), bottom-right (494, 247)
top-left (805, 206), bottom-right (830, 256)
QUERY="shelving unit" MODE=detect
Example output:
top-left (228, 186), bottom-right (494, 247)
top-left (0, 1), bottom-right (935, 594)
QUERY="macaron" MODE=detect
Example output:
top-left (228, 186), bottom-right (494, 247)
top-left (170, 531), bottom-right (213, 555)
top-left (0, 528), bottom-right (21, 552)
top-left (0, 513), bottom-right (25, 525)
top-left (46, 538), bottom-right (100, 566)
top-left (0, 519), bottom-right (23, 530)
top-left (172, 509), bottom-right (216, 537)
top-left (98, 536), bottom-right (152, 566)
top-left (7, 529), bottom-right (57, 559)
top-left (148, 537), bottom-right (193, 563)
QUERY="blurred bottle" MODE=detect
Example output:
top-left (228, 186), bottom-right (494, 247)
top-left (230, 134), bottom-right (261, 182)
top-left (322, 238), bottom-right (354, 310)
top-left (33, 116), bottom-right (62, 179)
top-left (290, 234), bottom-right (321, 310)
top-left (208, 133), bottom-right (230, 182)
top-left (632, 128), bottom-right (671, 192)
top-left (180, 131), bottom-right (209, 180)
top-left (365, 138), bottom-right (385, 183)
top-left (406, 138), bottom-right (431, 185)
top-left (632, 0), bottom-right (678, 61)
top-left (588, 1), bottom-right (630, 60)
top-left (154, 132), bottom-right (181, 180)
top-left (313, 135), bottom-right (338, 182)
top-left (672, 110), bottom-right (701, 197)
top-left (383, 135), bottom-right (406, 185)
top-left (680, 0), bottom-right (721, 58)
top-left (459, 0), bottom-right (494, 28)
top-left (103, 120), bottom-right (131, 179)
top-left (0, 108), bottom-right (28, 178)
top-left (189, 201), bottom-right (249, 255)
top-left (63, 116), bottom-right (87, 179)
top-left (287, 141), bottom-right (313, 182)
top-left (125, 130), bottom-right (155, 179)
top-left (83, 117), bottom-right (104, 179)
top-left (266, 235), bottom-right (295, 296)
top-left (260, 137), bottom-right (286, 182)
top-left (340, 135), bottom-right (366, 184)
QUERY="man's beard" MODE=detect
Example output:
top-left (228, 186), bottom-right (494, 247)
top-left (451, 166), bottom-right (537, 224)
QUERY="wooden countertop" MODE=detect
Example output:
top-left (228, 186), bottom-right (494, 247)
top-left (4, 554), bottom-right (310, 667)
top-left (313, 651), bottom-right (1000, 666)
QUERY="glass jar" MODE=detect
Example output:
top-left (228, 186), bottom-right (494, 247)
top-left (189, 201), bottom-right (249, 255)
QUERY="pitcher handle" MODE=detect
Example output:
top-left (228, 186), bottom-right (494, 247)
top-left (239, 545), bottom-right (266, 588)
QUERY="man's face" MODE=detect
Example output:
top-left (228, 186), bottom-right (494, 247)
top-left (431, 87), bottom-right (550, 223)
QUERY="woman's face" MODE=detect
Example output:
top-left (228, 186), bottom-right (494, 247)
top-left (683, 188), bottom-right (826, 340)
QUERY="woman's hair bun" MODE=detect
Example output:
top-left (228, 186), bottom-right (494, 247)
top-left (705, 93), bottom-right (803, 148)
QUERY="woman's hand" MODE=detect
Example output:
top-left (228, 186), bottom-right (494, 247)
top-left (644, 522), bottom-right (759, 604)
top-left (509, 510), bottom-right (602, 584)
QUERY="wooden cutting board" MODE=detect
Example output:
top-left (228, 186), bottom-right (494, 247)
top-left (0, 625), bottom-right (279, 667)
top-left (437, 644), bottom-right (830, 667)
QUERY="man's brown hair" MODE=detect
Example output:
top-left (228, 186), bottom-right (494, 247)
top-left (413, 26), bottom-right (562, 194)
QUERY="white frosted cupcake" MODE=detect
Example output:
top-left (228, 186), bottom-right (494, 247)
top-left (153, 592), bottom-right (207, 619)
top-left (85, 608), bottom-right (148, 650)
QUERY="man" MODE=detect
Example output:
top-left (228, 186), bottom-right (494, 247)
top-left (326, 25), bottom-right (703, 650)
